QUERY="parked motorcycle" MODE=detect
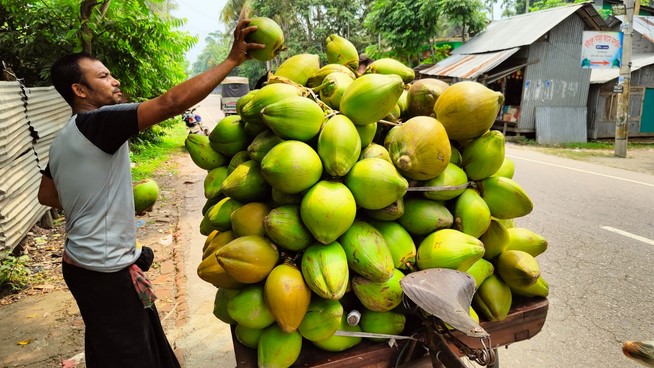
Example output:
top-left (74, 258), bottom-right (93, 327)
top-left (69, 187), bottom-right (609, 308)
top-left (182, 107), bottom-right (209, 136)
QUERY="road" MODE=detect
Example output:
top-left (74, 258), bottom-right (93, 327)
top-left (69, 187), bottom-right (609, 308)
top-left (498, 146), bottom-right (654, 368)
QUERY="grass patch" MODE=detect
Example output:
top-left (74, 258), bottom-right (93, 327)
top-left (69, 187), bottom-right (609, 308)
top-left (510, 136), bottom-right (654, 150)
top-left (130, 121), bottom-right (188, 182)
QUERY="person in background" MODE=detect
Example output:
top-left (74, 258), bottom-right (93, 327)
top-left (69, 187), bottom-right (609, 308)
top-left (357, 53), bottom-right (373, 75)
top-left (37, 19), bottom-right (264, 368)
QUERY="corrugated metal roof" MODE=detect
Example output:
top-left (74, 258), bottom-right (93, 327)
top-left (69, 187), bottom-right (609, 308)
top-left (617, 15), bottom-right (654, 43)
top-left (420, 48), bottom-right (520, 79)
top-left (590, 53), bottom-right (654, 83)
top-left (454, 4), bottom-right (605, 55)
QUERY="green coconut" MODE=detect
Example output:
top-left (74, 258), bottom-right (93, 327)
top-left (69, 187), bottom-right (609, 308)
top-left (338, 221), bottom-right (395, 282)
top-left (298, 297), bottom-right (343, 342)
top-left (312, 314), bottom-right (362, 352)
top-left (356, 122), bottom-right (378, 148)
top-left (360, 143), bottom-right (392, 163)
top-left (300, 181), bottom-right (356, 244)
top-left (317, 114), bottom-right (361, 177)
top-left (133, 179), bottom-right (160, 215)
top-left (227, 150), bottom-right (250, 174)
top-left (368, 220), bottom-right (416, 270)
top-left (434, 81), bottom-right (505, 141)
top-left (260, 140), bottom-right (323, 194)
top-left (247, 129), bottom-right (284, 163)
top-left (274, 53), bottom-right (321, 85)
top-left (221, 160), bottom-right (271, 202)
top-left (208, 115), bottom-right (248, 157)
top-left (421, 163), bottom-right (469, 201)
top-left (416, 229), bottom-right (485, 272)
top-left (351, 268), bottom-right (405, 312)
top-left (384, 116), bottom-right (451, 180)
top-left (204, 166), bottom-right (229, 200)
top-left (398, 198), bottom-right (453, 236)
top-left (406, 78), bottom-right (449, 118)
top-left (234, 324), bottom-right (263, 349)
top-left (263, 205), bottom-right (314, 252)
top-left (315, 72), bottom-right (355, 109)
top-left (344, 158), bottom-right (408, 210)
top-left (301, 242), bottom-right (349, 300)
top-left (244, 17), bottom-right (287, 61)
top-left (230, 202), bottom-right (271, 237)
top-left (226, 284), bottom-right (275, 329)
top-left (363, 197), bottom-right (404, 221)
top-left (360, 309), bottom-right (406, 342)
top-left (257, 325), bottom-right (303, 368)
top-left (212, 288), bottom-right (240, 325)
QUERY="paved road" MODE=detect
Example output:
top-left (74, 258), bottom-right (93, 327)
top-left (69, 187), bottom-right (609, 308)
top-left (498, 146), bottom-right (654, 368)
top-left (169, 95), bottom-right (238, 367)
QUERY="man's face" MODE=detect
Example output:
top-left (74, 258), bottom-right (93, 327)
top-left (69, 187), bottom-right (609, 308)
top-left (75, 58), bottom-right (123, 106)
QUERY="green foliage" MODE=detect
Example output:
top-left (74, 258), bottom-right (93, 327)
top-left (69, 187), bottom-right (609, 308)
top-left (419, 44), bottom-right (454, 65)
top-left (529, 0), bottom-right (586, 12)
top-left (130, 121), bottom-right (187, 182)
top-left (0, 253), bottom-right (31, 291)
top-left (365, 0), bottom-right (443, 66)
top-left (438, 0), bottom-right (489, 41)
top-left (0, 0), bottom-right (196, 100)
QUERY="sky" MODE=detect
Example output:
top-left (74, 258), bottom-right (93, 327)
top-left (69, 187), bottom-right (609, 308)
top-left (170, 0), bottom-right (229, 64)
top-left (169, 0), bottom-right (506, 64)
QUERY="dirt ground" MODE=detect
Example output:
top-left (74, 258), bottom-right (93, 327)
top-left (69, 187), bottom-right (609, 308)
top-left (1, 142), bottom-right (654, 368)
top-left (0, 151), bottom-right (189, 368)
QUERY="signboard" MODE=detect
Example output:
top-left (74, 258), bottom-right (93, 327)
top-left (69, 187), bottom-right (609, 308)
top-left (581, 31), bottom-right (623, 69)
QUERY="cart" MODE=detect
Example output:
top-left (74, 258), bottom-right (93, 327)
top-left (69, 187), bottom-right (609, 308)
top-left (232, 269), bottom-right (548, 368)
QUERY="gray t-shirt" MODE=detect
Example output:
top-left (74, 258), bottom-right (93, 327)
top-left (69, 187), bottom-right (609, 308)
top-left (45, 103), bottom-right (141, 272)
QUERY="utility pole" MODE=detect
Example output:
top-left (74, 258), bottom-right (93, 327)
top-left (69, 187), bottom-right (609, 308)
top-left (615, 0), bottom-right (636, 158)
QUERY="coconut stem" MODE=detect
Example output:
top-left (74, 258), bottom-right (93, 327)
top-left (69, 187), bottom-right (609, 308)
top-left (406, 181), bottom-right (472, 192)
top-left (378, 119), bottom-right (400, 126)
top-left (311, 79), bottom-right (334, 93)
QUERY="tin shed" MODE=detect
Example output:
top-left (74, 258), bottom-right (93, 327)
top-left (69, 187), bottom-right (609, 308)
top-left (588, 15), bottom-right (654, 139)
top-left (420, 3), bottom-right (607, 143)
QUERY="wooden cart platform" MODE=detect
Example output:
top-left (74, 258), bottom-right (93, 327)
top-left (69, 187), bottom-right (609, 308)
top-left (233, 297), bottom-right (548, 368)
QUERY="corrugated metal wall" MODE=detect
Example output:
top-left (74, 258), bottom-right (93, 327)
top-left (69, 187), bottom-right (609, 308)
top-left (588, 84), bottom-right (645, 139)
top-left (535, 107), bottom-right (587, 144)
top-left (0, 81), bottom-right (70, 253)
top-left (521, 15), bottom-right (591, 139)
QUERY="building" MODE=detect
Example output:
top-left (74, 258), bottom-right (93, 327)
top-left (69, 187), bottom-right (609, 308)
top-left (420, 3), bottom-right (607, 144)
top-left (587, 14), bottom-right (654, 139)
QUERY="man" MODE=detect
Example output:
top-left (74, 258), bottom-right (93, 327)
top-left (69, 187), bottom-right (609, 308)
top-left (37, 19), bottom-right (264, 368)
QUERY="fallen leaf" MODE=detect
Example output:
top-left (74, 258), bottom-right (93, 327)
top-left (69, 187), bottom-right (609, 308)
top-left (17, 339), bottom-right (32, 345)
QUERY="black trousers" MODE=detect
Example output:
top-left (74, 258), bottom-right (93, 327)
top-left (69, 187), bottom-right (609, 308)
top-left (62, 261), bottom-right (180, 368)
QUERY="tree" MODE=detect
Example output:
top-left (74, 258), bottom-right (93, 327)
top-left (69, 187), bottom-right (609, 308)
top-left (438, 0), bottom-right (489, 42)
top-left (529, 0), bottom-right (586, 12)
top-left (364, 0), bottom-right (442, 66)
top-left (208, 0), bottom-right (373, 87)
top-left (0, 0), bottom-right (196, 101)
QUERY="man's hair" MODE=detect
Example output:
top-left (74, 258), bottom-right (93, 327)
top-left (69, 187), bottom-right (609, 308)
top-left (51, 53), bottom-right (98, 105)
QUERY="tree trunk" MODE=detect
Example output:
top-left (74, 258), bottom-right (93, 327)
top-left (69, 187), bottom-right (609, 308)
top-left (80, 0), bottom-right (111, 55)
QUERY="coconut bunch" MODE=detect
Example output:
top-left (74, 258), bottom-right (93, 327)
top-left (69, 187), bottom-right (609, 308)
top-left (186, 21), bottom-right (549, 367)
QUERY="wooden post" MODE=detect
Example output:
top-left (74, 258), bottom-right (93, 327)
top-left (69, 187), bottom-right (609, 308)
top-left (615, 0), bottom-right (635, 158)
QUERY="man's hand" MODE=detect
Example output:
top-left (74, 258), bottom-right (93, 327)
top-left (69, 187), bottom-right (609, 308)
top-left (228, 18), bottom-right (266, 65)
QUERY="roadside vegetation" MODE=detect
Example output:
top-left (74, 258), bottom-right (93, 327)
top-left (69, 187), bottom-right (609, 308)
top-left (510, 136), bottom-right (654, 161)
top-left (130, 119), bottom-right (188, 182)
